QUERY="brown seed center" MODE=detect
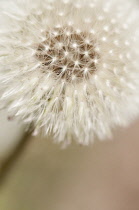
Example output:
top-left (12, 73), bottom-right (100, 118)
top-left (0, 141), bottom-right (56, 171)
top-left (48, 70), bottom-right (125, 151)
top-left (36, 27), bottom-right (98, 82)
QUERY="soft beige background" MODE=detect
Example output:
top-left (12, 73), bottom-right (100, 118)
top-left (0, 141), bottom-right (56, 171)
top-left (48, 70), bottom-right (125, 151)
top-left (0, 110), bottom-right (25, 162)
top-left (0, 119), bottom-right (139, 210)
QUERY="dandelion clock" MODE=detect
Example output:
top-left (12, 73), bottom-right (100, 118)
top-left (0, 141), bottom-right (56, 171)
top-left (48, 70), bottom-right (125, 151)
top-left (0, 0), bottom-right (139, 145)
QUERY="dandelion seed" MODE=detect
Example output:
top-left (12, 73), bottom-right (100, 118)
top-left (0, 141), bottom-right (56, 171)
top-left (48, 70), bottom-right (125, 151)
top-left (0, 0), bottom-right (139, 145)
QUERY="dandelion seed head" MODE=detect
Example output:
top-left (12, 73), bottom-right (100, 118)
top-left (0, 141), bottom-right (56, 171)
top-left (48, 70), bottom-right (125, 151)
top-left (0, 0), bottom-right (139, 145)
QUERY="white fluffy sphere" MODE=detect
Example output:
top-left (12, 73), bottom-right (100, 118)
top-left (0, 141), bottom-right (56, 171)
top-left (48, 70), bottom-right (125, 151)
top-left (0, 0), bottom-right (139, 145)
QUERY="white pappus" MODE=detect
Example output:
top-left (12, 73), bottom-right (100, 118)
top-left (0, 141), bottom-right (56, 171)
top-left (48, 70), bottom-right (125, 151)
top-left (0, 0), bottom-right (139, 145)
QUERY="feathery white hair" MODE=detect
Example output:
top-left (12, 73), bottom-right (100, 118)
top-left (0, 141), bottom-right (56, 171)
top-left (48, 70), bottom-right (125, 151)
top-left (0, 0), bottom-right (139, 145)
